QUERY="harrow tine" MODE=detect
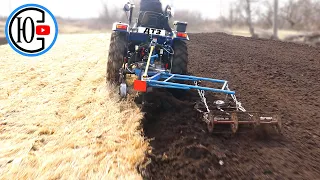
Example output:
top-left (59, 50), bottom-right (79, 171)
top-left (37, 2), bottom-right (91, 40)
top-left (274, 115), bottom-right (282, 133)
top-left (193, 83), bottom-right (281, 135)
top-left (239, 111), bottom-right (282, 134)
top-left (196, 109), bottom-right (282, 134)
top-left (230, 113), bottom-right (239, 134)
top-left (252, 112), bottom-right (260, 128)
top-left (257, 114), bottom-right (282, 134)
top-left (207, 113), bottom-right (214, 133)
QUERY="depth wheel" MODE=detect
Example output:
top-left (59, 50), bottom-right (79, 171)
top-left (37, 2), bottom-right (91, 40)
top-left (119, 83), bottom-right (127, 98)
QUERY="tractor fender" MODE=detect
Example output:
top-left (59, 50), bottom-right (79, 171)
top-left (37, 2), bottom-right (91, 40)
top-left (173, 36), bottom-right (189, 41)
top-left (172, 32), bottom-right (190, 41)
top-left (112, 22), bottom-right (130, 33)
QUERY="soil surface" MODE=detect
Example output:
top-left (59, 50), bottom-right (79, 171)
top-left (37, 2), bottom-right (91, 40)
top-left (141, 33), bottom-right (320, 180)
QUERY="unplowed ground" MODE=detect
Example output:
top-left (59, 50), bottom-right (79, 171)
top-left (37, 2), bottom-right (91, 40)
top-left (142, 33), bottom-right (320, 179)
top-left (0, 33), bottom-right (148, 179)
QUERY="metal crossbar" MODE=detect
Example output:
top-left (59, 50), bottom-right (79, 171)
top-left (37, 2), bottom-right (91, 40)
top-left (137, 71), bottom-right (235, 95)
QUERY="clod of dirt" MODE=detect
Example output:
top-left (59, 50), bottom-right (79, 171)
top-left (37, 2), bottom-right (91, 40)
top-left (184, 144), bottom-right (211, 159)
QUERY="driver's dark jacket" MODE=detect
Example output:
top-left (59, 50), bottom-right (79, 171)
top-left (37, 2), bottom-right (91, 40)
top-left (140, 0), bottom-right (163, 13)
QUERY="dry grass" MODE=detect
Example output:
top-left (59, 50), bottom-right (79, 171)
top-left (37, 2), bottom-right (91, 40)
top-left (0, 33), bottom-right (148, 179)
top-left (58, 25), bottom-right (104, 34)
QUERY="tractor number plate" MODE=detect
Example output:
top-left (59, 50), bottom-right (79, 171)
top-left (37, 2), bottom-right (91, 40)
top-left (138, 27), bottom-right (166, 36)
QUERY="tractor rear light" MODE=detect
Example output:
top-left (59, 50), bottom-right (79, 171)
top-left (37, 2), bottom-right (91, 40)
top-left (134, 80), bottom-right (147, 92)
top-left (116, 24), bottom-right (128, 30)
top-left (177, 32), bottom-right (187, 38)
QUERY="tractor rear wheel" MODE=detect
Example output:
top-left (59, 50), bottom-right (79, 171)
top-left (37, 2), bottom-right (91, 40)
top-left (169, 40), bottom-right (188, 98)
top-left (106, 31), bottom-right (127, 84)
top-left (171, 40), bottom-right (188, 74)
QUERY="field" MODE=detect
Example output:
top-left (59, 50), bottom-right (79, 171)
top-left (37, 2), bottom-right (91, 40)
top-left (142, 33), bottom-right (320, 179)
top-left (0, 30), bottom-right (320, 179)
top-left (0, 34), bottom-right (148, 179)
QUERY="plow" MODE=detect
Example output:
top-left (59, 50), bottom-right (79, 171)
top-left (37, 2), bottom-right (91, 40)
top-left (106, 2), bottom-right (282, 134)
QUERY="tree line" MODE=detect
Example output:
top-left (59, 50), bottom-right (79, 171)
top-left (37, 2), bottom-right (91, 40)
top-left (218, 0), bottom-right (320, 31)
top-left (99, 0), bottom-right (320, 32)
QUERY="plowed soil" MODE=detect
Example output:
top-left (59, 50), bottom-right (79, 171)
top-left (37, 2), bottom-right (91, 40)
top-left (142, 33), bottom-right (320, 179)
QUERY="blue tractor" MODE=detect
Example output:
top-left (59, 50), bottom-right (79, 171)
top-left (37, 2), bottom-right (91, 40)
top-left (106, 2), bottom-right (189, 89)
top-left (106, 2), bottom-right (282, 134)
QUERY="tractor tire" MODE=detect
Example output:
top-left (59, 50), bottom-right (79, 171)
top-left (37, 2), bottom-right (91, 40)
top-left (169, 40), bottom-right (188, 99)
top-left (171, 40), bottom-right (188, 74)
top-left (106, 31), bottom-right (127, 84)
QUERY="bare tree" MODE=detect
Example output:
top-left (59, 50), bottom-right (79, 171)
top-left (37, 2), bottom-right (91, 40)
top-left (256, 0), bottom-right (273, 28)
top-left (273, 0), bottom-right (279, 39)
top-left (229, 4), bottom-right (234, 28)
top-left (244, 0), bottom-right (258, 37)
top-left (280, 0), bottom-right (303, 28)
top-left (220, 0), bottom-right (320, 32)
top-left (279, 0), bottom-right (320, 30)
top-left (99, 1), bottom-right (128, 24)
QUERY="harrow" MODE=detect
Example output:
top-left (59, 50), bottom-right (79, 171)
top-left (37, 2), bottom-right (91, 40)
top-left (106, 1), bottom-right (282, 134)
top-left (118, 38), bottom-right (281, 134)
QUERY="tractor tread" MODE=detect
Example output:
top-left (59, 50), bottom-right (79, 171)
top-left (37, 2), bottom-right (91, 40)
top-left (171, 40), bottom-right (188, 74)
top-left (106, 31), bottom-right (127, 84)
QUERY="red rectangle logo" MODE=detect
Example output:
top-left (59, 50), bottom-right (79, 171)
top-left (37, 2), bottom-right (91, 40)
top-left (36, 25), bottom-right (50, 35)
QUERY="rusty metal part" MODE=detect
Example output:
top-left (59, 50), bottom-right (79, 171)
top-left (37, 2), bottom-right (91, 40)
top-left (200, 110), bottom-right (282, 134)
top-left (274, 114), bottom-right (282, 133)
top-left (230, 112), bottom-right (239, 134)
top-left (194, 95), bottom-right (282, 134)
top-left (207, 113), bottom-right (214, 133)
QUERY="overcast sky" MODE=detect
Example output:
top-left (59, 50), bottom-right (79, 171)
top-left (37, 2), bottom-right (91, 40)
top-left (0, 0), bottom-right (288, 19)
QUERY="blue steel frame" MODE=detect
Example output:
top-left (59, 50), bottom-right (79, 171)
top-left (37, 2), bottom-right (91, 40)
top-left (135, 69), bottom-right (235, 95)
top-left (132, 41), bottom-right (235, 95)
top-left (112, 12), bottom-right (235, 96)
